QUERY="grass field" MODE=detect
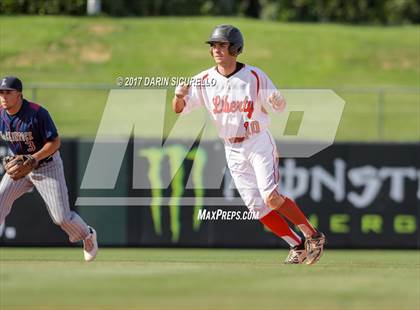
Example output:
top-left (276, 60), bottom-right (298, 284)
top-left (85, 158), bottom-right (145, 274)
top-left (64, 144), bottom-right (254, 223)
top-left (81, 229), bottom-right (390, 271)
top-left (0, 16), bottom-right (418, 140)
top-left (0, 248), bottom-right (419, 310)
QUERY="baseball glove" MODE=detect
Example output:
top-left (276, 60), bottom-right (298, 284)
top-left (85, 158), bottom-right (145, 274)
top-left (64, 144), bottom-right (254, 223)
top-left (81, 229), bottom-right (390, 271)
top-left (2, 155), bottom-right (38, 181)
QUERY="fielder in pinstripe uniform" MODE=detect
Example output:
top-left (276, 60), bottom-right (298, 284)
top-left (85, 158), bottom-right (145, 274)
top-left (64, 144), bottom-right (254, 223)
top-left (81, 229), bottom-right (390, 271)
top-left (0, 76), bottom-right (98, 262)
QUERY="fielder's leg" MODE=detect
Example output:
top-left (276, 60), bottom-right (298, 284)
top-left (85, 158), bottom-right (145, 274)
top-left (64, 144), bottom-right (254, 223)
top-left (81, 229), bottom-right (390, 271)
top-left (0, 174), bottom-right (33, 224)
top-left (29, 153), bottom-right (98, 261)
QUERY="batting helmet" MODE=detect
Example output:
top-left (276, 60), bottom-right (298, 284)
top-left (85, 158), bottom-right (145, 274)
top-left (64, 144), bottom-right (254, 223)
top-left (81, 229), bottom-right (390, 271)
top-left (206, 24), bottom-right (244, 56)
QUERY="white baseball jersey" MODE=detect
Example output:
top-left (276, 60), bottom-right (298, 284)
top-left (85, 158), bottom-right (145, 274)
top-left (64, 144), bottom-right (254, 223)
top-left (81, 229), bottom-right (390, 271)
top-left (182, 64), bottom-right (283, 140)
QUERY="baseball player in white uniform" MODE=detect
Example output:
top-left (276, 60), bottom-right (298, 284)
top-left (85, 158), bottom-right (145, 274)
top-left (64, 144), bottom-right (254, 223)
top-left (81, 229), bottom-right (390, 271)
top-left (0, 76), bottom-right (98, 262)
top-left (172, 25), bottom-right (325, 264)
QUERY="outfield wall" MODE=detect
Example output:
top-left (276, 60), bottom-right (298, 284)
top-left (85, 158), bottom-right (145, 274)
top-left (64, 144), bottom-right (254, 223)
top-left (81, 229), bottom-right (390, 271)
top-left (0, 140), bottom-right (418, 249)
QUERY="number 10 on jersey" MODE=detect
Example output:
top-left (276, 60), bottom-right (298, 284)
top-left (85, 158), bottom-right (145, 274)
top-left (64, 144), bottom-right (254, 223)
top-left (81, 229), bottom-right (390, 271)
top-left (244, 120), bottom-right (260, 137)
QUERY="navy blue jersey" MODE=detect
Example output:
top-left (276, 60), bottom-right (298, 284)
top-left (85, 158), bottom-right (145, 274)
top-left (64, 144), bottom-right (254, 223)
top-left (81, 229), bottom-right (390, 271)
top-left (0, 99), bottom-right (58, 155)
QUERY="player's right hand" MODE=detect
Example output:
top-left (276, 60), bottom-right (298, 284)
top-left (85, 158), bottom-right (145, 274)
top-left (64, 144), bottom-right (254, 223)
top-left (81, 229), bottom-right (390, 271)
top-left (175, 83), bottom-right (190, 99)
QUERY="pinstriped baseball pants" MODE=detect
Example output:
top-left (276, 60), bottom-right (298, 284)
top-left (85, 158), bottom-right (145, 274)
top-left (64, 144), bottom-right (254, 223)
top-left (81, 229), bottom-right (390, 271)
top-left (0, 152), bottom-right (90, 242)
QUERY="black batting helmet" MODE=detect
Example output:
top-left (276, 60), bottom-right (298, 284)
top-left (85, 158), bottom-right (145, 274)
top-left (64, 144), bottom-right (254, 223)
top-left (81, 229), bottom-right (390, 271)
top-left (206, 24), bottom-right (244, 56)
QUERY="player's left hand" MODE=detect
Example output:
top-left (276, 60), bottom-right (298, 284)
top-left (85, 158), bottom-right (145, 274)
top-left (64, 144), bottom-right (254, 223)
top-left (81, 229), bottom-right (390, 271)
top-left (268, 91), bottom-right (286, 112)
top-left (2, 155), bottom-right (39, 180)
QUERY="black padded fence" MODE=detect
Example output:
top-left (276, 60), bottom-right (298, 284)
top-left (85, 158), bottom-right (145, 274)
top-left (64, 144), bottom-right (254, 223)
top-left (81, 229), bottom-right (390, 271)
top-left (0, 140), bottom-right (418, 249)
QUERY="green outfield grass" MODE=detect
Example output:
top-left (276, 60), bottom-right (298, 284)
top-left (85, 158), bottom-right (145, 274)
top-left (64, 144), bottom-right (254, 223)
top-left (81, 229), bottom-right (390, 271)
top-left (0, 16), bottom-right (418, 140)
top-left (0, 248), bottom-right (419, 310)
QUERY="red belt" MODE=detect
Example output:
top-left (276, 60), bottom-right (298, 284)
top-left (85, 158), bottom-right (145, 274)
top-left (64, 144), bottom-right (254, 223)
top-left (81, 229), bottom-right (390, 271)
top-left (227, 137), bottom-right (246, 144)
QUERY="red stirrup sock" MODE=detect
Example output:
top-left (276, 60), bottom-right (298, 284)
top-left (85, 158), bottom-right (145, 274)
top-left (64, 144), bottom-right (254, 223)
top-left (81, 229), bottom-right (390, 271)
top-left (260, 211), bottom-right (302, 247)
top-left (277, 197), bottom-right (317, 238)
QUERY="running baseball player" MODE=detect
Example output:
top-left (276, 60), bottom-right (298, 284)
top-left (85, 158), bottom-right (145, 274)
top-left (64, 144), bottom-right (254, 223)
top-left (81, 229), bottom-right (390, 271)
top-left (172, 25), bottom-right (325, 264)
top-left (0, 76), bottom-right (98, 262)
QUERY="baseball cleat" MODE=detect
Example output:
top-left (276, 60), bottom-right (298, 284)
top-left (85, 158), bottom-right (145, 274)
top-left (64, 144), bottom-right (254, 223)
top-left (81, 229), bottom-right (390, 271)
top-left (305, 231), bottom-right (326, 265)
top-left (284, 241), bottom-right (307, 264)
top-left (83, 227), bottom-right (98, 262)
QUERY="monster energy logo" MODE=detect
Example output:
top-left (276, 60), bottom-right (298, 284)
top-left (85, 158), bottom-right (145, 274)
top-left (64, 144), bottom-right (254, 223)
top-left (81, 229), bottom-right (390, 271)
top-left (139, 144), bottom-right (207, 242)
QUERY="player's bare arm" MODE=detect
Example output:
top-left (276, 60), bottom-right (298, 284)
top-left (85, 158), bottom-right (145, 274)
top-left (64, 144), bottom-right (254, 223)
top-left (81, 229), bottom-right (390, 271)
top-left (172, 83), bottom-right (189, 114)
top-left (32, 136), bottom-right (60, 163)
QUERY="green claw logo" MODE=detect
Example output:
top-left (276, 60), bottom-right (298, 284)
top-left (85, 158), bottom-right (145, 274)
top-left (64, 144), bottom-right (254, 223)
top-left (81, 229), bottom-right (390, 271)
top-left (139, 145), bottom-right (207, 242)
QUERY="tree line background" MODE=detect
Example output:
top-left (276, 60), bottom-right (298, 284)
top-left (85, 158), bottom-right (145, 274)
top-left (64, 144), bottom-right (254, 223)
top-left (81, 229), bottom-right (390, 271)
top-left (1, 0), bottom-right (419, 24)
